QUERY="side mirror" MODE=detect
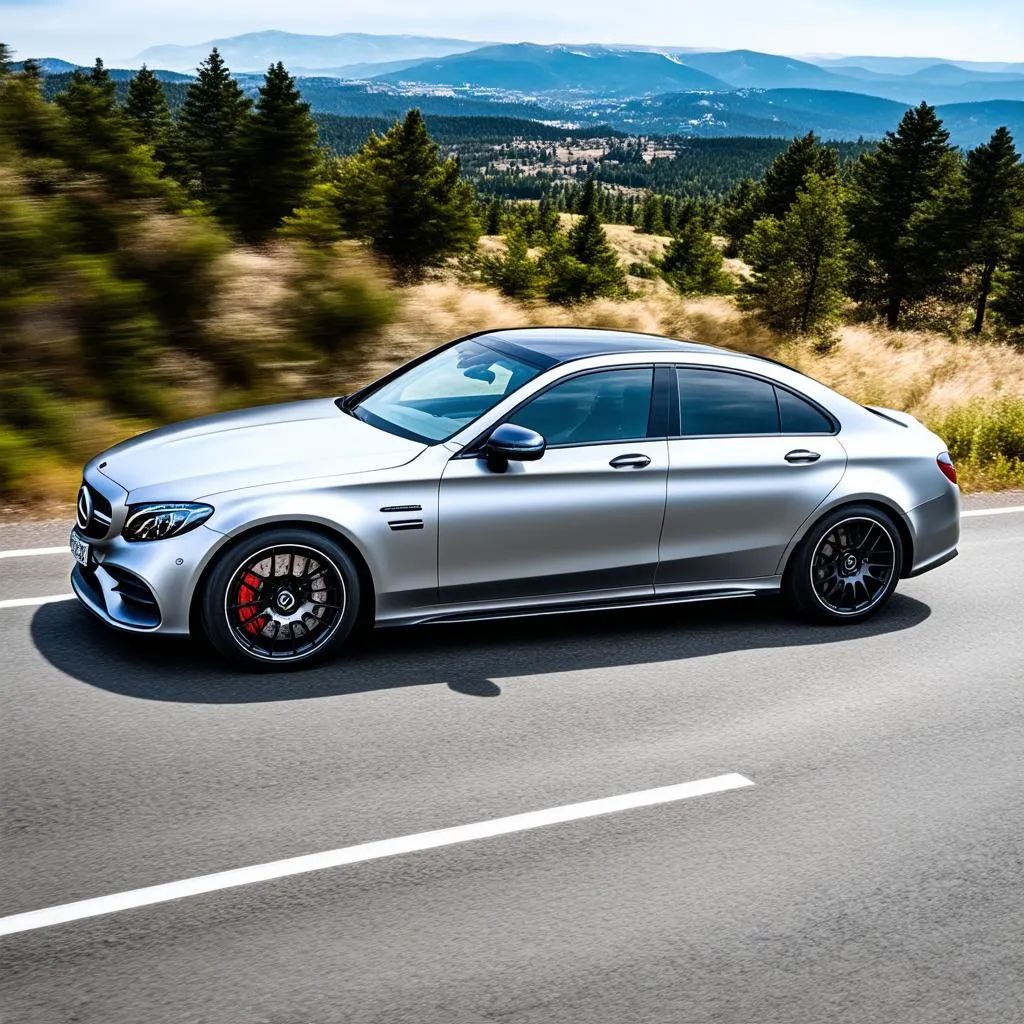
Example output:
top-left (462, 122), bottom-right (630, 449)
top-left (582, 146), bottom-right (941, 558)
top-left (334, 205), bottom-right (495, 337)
top-left (482, 423), bottom-right (546, 473)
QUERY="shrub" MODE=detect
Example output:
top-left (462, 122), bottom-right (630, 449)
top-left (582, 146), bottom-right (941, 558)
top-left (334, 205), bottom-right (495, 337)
top-left (288, 247), bottom-right (397, 359)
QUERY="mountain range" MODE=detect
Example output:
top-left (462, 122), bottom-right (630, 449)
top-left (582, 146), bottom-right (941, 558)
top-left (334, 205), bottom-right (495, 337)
top-left (127, 34), bottom-right (1024, 107)
top-left (20, 34), bottom-right (1024, 149)
top-left (135, 31), bottom-right (488, 74)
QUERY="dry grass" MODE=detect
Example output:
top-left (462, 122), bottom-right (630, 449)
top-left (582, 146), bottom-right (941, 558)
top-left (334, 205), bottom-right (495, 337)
top-left (6, 240), bottom-right (1024, 510)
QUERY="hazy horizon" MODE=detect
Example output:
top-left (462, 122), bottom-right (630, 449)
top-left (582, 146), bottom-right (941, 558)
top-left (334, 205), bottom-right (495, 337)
top-left (1, 0), bottom-right (1021, 67)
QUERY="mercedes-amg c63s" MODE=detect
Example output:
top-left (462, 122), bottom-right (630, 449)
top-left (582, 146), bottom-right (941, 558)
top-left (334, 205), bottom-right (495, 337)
top-left (69, 328), bottom-right (960, 669)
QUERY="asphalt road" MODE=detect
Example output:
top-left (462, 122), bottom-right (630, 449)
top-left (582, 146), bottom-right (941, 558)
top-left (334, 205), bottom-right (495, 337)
top-left (1, 501), bottom-right (1023, 1023)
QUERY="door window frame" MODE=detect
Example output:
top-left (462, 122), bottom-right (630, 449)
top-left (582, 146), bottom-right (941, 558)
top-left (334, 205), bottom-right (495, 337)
top-left (670, 364), bottom-right (840, 439)
top-left (457, 362), bottom-right (668, 456)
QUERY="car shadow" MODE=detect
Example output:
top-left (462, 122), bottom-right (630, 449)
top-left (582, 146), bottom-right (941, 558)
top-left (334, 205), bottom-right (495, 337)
top-left (30, 592), bottom-right (932, 704)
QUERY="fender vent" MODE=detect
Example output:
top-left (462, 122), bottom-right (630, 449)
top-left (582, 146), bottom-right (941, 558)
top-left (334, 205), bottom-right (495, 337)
top-left (388, 519), bottom-right (424, 532)
top-left (380, 504), bottom-right (422, 513)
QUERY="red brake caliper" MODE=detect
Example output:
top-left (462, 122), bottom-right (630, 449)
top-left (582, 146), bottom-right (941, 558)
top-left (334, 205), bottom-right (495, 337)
top-left (237, 571), bottom-right (266, 634)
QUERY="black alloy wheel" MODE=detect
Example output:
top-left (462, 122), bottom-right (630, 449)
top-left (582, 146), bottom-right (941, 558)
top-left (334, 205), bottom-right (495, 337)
top-left (787, 505), bottom-right (903, 624)
top-left (202, 529), bottom-right (361, 669)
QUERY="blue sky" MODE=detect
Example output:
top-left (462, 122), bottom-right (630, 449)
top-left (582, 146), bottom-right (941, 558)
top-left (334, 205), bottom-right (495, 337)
top-left (2, 0), bottom-right (1021, 65)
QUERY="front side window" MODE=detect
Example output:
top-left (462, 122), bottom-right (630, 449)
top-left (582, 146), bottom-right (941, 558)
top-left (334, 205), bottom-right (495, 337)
top-left (508, 367), bottom-right (654, 446)
top-left (677, 368), bottom-right (779, 436)
top-left (352, 340), bottom-right (544, 442)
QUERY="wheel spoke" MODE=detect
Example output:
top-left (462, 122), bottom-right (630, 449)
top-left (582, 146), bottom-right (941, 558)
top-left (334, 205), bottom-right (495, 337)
top-left (810, 516), bottom-right (896, 615)
top-left (224, 543), bottom-right (347, 662)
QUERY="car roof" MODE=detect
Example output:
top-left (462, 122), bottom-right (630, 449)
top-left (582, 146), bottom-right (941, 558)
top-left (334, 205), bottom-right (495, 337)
top-left (475, 327), bottom-right (729, 367)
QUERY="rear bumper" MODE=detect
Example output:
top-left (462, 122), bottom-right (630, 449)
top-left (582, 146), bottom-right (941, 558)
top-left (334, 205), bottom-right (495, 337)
top-left (905, 487), bottom-right (960, 577)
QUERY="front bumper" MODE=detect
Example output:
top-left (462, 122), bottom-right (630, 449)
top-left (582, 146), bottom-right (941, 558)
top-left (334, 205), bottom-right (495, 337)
top-left (69, 523), bottom-right (225, 636)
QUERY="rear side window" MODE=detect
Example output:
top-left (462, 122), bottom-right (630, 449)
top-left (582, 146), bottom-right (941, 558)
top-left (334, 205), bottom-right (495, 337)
top-left (677, 368), bottom-right (778, 436)
top-left (777, 387), bottom-right (834, 434)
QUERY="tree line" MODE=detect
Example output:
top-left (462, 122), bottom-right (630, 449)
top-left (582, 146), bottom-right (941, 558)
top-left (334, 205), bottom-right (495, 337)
top-left (723, 112), bottom-right (1024, 339)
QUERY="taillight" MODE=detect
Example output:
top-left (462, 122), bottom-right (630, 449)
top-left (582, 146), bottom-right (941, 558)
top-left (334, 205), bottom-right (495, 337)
top-left (937, 452), bottom-right (958, 485)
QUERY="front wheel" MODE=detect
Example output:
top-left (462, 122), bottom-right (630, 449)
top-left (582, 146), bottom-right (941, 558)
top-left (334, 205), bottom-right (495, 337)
top-left (786, 505), bottom-right (903, 624)
top-left (201, 528), bottom-right (361, 669)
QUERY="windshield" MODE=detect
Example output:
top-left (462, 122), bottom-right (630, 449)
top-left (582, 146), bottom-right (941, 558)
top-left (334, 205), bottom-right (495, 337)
top-left (350, 340), bottom-right (546, 443)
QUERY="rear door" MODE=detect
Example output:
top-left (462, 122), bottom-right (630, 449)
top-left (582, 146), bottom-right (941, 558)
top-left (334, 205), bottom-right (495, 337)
top-left (657, 366), bottom-right (846, 587)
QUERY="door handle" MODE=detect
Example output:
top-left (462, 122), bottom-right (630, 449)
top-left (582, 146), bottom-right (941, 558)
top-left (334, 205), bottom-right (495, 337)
top-left (609, 453), bottom-right (651, 469)
top-left (785, 449), bottom-right (821, 464)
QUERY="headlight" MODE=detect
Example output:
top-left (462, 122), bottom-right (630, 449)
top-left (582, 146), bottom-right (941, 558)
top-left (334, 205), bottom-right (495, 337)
top-left (122, 503), bottom-right (214, 542)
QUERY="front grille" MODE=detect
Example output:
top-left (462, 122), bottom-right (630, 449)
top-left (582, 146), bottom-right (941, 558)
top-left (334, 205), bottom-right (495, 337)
top-left (78, 482), bottom-right (113, 539)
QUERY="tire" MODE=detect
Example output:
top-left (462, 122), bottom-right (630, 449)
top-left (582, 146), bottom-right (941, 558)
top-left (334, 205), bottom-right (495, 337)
top-left (200, 528), bottom-right (362, 670)
top-left (785, 504), bottom-right (904, 625)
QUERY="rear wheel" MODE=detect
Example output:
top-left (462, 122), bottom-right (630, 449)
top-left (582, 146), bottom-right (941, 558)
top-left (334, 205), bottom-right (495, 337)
top-left (201, 528), bottom-right (361, 669)
top-left (786, 505), bottom-right (903, 624)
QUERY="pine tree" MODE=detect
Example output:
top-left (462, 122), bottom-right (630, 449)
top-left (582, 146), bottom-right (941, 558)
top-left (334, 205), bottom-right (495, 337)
top-left (743, 173), bottom-right (849, 339)
top-left (760, 132), bottom-right (838, 220)
top-left (55, 59), bottom-right (161, 196)
top-left (536, 193), bottom-right (560, 238)
top-left (178, 48), bottom-right (251, 206)
top-left (637, 192), bottom-right (665, 234)
top-left (482, 225), bottom-right (540, 298)
top-left (485, 197), bottom-right (503, 235)
top-left (231, 62), bottom-right (319, 241)
top-left (541, 178), bottom-right (626, 304)
top-left (957, 127), bottom-right (1024, 333)
top-left (847, 103), bottom-right (958, 327)
top-left (332, 109), bottom-right (479, 279)
top-left (124, 65), bottom-right (171, 146)
top-left (660, 205), bottom-right (730, 295)
top-left (721, 178), bottom-right (764, 257)
top-left (992, 235), bottom-right (1024, 335)
top-left (0, 42), bottom-right (13, 75)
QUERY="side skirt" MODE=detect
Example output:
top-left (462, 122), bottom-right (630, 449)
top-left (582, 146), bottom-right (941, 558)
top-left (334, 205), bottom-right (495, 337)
top-left (380, 585), bottom-right (778, 628)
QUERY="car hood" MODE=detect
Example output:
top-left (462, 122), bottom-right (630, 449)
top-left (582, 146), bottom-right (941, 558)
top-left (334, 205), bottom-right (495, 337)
top-left (90, 399), bottom-right (425, 501)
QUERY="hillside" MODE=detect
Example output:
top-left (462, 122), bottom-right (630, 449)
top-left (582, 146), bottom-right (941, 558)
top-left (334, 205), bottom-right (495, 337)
top-left (375, 44), bottom-right (732, 95)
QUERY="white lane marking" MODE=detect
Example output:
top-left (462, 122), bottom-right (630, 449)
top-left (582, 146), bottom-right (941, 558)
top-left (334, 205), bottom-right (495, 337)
top-left (0, 546), bottom-right (69, 560)
top-left (0, 594), bottom-right (75, 610)
top-left (0, 773), bottom-right (753, 937)
top-left (962, 505), bottom-right (1024, 518)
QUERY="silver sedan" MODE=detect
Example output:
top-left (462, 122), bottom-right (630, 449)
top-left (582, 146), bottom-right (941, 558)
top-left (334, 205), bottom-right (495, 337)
top-left (69, 328), bottom-right (960, 669)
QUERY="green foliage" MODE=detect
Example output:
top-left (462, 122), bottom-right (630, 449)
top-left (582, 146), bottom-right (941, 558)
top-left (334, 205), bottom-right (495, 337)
top-left (721, 178), bottom-right (764, 257)
top-left (484, 197), bottom-right (504, 235)
top-left (992, 235), bottom-right (1024, 339)
top-left (954, 127), bottom-right (1024, 333)
top-left (178, 48), bottom-right (251, 207)
top-left (637, 193), bottom-right (665, 234)
top-left (742, 173), bottom-right (849, 340)
top-left (931, 399), bottom-right (1024, 471)
top-left (230, 62), bottom-right (320, 242)
top-left (481, 227), bottom-right (541, 298)
top-left (539, 179), bottom-right (626, 304)
top-left (759, 132), bottom-right (838, 220)
top-left (659, 204), bottom-right (732, 295)
top-left (331, 109), bottom-right (480, 279)
top-left (279, 181), bottom-right (344, 247)
top-left (627, 260), bottom-right (660, 280)
top-left (287, 247), bottom-right (396, 358)
top-left (0, 425), bottom-right (38, 495)
top-left (124, 65), bottom-right (171, 145)
top-left (847, 102), bottom-right (960, 327)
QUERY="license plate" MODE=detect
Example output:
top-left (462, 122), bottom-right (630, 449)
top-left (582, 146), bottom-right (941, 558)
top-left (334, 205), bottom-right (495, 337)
top-left (70, 530), bottom-right (90, 567)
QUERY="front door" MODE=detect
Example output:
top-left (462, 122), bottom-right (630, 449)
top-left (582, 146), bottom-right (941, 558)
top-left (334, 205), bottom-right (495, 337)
top-left (438, 366), bottom-right (668, 607)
